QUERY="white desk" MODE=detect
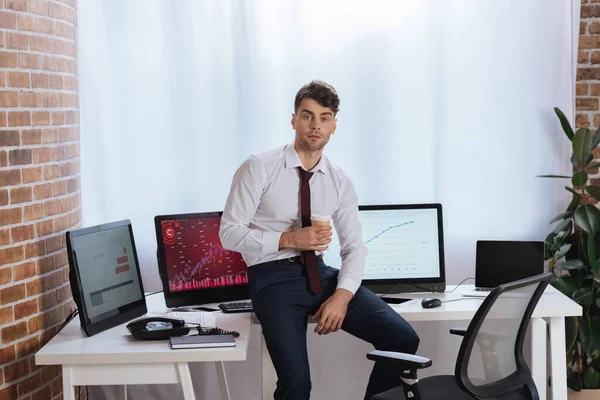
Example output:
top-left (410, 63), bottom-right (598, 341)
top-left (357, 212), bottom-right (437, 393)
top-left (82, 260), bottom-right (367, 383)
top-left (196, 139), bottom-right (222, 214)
top-left (258, 284), bottom-right (581, 400)
top-left (35, 293), bottom-right (252, 400)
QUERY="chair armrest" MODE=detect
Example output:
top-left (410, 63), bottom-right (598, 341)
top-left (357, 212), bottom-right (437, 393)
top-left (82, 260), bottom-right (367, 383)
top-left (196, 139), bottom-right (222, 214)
top-left (367, 350), bottom-right (432, 369)
top-left (450, 327), bottom-right (467, 336)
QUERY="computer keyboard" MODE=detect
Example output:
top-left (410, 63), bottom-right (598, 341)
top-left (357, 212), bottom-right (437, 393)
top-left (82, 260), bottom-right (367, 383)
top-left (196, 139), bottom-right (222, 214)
top-left (218, 301), bottom-right (253, 313)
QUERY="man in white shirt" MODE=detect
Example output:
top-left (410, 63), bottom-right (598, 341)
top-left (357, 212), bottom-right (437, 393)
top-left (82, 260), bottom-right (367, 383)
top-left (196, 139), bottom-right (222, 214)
top-left (220, 80), bottom-right (419, 400)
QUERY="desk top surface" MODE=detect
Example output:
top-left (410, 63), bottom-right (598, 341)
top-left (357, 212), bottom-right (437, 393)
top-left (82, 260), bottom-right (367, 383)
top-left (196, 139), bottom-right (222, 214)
top-left (35, 293), bottom-right (251, 366)
top-left (382, 284), bottom-right (582, 322)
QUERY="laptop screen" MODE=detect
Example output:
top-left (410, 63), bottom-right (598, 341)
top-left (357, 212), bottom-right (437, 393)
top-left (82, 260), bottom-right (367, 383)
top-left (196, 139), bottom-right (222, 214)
top-left (475, 240), bottom-right (545, 288)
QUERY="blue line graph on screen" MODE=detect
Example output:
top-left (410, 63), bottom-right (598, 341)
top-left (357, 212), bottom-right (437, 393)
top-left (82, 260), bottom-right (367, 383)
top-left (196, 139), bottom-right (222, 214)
top-left (365, 221), bottom-right (414, 244)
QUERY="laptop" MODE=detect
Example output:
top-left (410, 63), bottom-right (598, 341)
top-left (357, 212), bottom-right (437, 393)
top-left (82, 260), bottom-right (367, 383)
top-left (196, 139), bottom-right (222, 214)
top-left (461, 240), bottom-right (545, 298)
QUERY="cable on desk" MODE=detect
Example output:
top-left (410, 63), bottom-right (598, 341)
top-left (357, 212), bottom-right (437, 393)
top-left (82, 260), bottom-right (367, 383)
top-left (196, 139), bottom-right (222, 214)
top-left (144, 290), bottom-right (163, 297)
top-left (444, 277), bottom-right (475, 293)
top-left (57, 308), bottom-right (78, 334)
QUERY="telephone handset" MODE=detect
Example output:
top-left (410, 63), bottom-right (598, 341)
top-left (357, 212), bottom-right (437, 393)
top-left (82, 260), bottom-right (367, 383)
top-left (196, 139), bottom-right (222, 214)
top-left (126, 316), bottom-right (192, 340)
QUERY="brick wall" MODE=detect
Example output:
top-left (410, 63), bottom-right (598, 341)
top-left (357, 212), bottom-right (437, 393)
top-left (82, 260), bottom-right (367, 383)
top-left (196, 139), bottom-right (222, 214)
top-left (578, 2), bottom-right (600, 131)
top-left (0, 0), bottom-right (79, 399)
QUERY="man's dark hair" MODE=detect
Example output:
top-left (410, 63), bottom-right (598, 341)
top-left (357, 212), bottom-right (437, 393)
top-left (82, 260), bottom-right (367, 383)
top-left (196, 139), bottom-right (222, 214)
top-left (294, 80), bottom-right (340, 115)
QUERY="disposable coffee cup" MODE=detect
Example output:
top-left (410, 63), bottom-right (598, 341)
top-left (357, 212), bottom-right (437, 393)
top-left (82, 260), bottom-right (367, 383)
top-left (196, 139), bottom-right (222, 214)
top-left (311, 214), bottom-right (331, 226)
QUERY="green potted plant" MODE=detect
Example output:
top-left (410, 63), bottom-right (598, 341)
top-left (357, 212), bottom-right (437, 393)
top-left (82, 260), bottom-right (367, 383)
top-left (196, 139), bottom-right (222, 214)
top-left (542, 107), bottom-right (600, 397)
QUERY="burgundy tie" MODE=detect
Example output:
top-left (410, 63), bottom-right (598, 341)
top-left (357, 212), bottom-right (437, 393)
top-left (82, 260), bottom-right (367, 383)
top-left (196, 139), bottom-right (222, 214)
top-left (298, 167), bottom-right (321, 294)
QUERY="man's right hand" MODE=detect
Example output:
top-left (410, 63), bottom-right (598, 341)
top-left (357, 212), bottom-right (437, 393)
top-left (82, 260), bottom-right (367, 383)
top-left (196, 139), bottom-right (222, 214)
top-left (279, 225), bottom-right (332, 251)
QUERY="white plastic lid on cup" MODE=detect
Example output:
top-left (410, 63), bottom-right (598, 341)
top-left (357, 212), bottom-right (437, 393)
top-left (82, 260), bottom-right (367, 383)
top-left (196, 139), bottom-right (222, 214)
top-left (310, 214), bottom-right (331, 223)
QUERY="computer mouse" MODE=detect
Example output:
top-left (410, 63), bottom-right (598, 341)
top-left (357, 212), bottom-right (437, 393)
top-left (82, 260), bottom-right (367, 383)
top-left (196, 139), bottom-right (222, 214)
top-left (421, 298), bottom-right (442, 309)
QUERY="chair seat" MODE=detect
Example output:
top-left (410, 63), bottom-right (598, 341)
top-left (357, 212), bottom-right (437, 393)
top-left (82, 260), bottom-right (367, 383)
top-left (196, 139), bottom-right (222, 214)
top-left (371, 375), bottom-right (530, 400)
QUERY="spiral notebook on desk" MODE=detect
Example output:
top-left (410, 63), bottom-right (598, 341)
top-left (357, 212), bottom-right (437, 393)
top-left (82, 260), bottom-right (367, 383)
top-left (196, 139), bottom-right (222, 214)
top-left (170, 334), bottom-right (236, 349)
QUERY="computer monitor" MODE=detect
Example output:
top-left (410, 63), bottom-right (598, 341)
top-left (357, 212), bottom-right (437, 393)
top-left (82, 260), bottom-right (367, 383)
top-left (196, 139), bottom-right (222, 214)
top-left (66, 219), bottom-right (147, 336)
top-left (325, 203), bottom-right (446, 294)
top-left (154, 212), bottom-right (250, 308)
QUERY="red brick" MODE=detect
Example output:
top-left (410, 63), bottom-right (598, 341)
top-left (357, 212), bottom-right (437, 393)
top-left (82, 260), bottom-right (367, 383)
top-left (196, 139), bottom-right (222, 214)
top-left (18, 371), bottom-right (41, 395)
top-left (22, 166), bottom-right (44, 184)
top-left (45, 235), bottom-right (62, 253)
top-left (26, 278), bottom-right (45, 297)
top-left (42, 129), bottom-right (58, 144)
top-left (32, 148), bottom-right (52, 164)
top-left (3, 358), bottom-right (29, 381)
top-left (0, 284), bottom-right (24, 305)
top-left (0, 190), bottom-right (6, 207)
top-left (18, 14), bottom-right (38, 32)
top-left (9, 148), bottom-right (32, 165)
top-left (18, 53), bottom-right (40, 70)
top-left (0, 130), bottom-right (19, 146)
top-left (49, 74), bottom-right (62, 90)
top-left (577, 113), bottom-right (590, 128)
top-left (11, 224), bottom-right (34, 242)
top-left (40, 92), bottom-right (58, 107)
top-left (577, 97), bottom-right (599, 111)
top-left (44, 199), bottom-right (61, 216)
top-left (0, 111), bottom-right (6, 127)
top-left (31, 73), bottom-right (49, 89)
top-left (0, 229), bottom-right (9, 245)
top-left (1, 321), bottom-right (27, 343)
top-left (5, 0), bottom-right (27, 12)
top-left (20, 91), bottom-right (41, 108)
top-left (0, 52), bottom-right (17, 68)
top-left (29, 0), bottom-right (49, 16)
top-left (29, 36), bottom-right (47, 52)
top-left (38, 18), bottom-right (55, 35)
top-left (0, 345), bottom-right (15, 364)
top-left (0, 208), bottom-right (22, 227)
top-left (14, 299), bottom-right (37, 320)
top-left (0, 91), bottom-right (18, 107)
top-left (41, 55), bottom-right (57, 72)
top-left (0, 245), bottom-right (23, 266)
top-left (33, 183), bottom-right (52, 200)
top-left (24, 203), bottom-right (44, 221)
top-left (6, 32), bottom-right (28, 50)
top-left (46, 269), bottom-right (64, 290)
top-left (38, 290), bottom-right (57, 311)
top-left (0, 385), bottom-right (17, 400)
top-left (10, 186), bottom-right (32, 203)
top-left (25, 240), bottom-right (45, 258)
top-left (36, 220), bottom-right (52, 236)
top-left (32, 111), bottom-right (50, 126)
top-left (43, 164), bottom-right (59, 180)
top-left (21, 129), bottom-right (42, 145)
top-left (0, 11), bottom-right (16, 29)
top-left (579, 51), bottom-right (590, 64)
top-left (0, 306), bottom-right (12, 325)
top-left (0, 169), bottom-right (20, 187)
top-left (32, 384), bottom-right (51, 400)
top-left (13, 261), bottom-right (36, 281)
top-left (0, 151), bottom-right (6, 167)
top-left (52, 180), bottom-right (66, 196)
top-left (7, 111), bottom-right (31, 127)
top-left (0, 268), bottom-right (10, 284)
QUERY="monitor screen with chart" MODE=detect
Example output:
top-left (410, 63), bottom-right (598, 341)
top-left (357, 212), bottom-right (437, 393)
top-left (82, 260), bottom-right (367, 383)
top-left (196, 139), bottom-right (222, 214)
top-left (324, 203), bottom-right (446, 294)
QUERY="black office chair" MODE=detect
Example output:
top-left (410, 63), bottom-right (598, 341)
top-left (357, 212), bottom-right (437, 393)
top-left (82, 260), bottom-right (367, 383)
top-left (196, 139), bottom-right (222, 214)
top-left (368, 272), bottom-right (553, 400)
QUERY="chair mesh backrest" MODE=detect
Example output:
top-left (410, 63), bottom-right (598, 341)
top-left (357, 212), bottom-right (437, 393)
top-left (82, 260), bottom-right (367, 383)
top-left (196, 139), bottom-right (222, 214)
top-left (457, 273), bottom-right (551, 397)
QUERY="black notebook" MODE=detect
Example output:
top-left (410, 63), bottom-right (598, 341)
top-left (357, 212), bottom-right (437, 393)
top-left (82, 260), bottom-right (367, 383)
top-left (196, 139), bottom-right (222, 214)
top-left (170, 334), bottom-right (236, 349)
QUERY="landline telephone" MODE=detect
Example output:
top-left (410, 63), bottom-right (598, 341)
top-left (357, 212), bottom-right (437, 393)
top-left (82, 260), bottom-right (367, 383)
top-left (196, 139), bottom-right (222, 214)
top-left (126, 316), bottom-right (191, 340)
top-left (126, 316), bottom-right (241, 341)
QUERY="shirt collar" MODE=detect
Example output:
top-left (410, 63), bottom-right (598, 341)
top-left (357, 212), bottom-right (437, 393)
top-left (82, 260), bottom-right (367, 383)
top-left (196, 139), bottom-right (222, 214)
top-left (284, 143), bottom-right (328, 175)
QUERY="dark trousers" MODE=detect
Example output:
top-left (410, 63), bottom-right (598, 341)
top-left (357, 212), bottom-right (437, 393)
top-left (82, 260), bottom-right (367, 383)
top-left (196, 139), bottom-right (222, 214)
top-left (248, 259), bottom-right (420, 400)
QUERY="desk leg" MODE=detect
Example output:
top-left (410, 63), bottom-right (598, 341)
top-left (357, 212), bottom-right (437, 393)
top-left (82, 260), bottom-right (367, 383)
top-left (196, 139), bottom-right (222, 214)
top-left (177, 362), bottom-right (196, 400)
top-left (118, 385), bottom-right (127, 400)
top-left (550, 317), bottom-right (567, 400)
top-left (62, 365), bottom-right (75, 400)
top-left (215, 361), bottom-right (230, 400)
top-left (530, 317), bottom-right (547, 399)
top-left (261, 333), bottom-right (276, 400)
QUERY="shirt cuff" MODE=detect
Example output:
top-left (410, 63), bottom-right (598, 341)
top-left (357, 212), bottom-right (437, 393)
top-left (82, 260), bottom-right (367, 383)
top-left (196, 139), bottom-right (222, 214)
top-left (336, 276), bottom-right (361, 296)
top-left (262, 231), bottom-right (282, 255)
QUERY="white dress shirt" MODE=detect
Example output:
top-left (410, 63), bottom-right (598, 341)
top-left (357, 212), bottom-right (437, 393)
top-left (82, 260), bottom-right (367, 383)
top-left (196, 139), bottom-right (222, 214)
top-left (219, 143), bottom-right (367, 295)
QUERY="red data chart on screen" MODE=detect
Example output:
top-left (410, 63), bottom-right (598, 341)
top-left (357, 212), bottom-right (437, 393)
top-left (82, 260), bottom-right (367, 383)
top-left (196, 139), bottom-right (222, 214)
top-left (161, 217), bottom-right (248, 292)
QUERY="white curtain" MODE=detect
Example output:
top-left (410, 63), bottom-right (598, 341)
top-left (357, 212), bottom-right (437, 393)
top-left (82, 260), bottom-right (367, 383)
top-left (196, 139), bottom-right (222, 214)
top-left (77, 1), bottom-right (576, 399)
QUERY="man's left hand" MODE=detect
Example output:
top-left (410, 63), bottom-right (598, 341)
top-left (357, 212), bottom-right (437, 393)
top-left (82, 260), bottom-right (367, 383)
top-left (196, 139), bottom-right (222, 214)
top-left (312, 289), bottom-right (353, 335)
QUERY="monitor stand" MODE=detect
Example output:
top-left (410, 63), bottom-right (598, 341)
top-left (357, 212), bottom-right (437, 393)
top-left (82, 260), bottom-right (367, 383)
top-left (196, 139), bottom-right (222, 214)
top-left (379, 297), bottom-right (411, 305)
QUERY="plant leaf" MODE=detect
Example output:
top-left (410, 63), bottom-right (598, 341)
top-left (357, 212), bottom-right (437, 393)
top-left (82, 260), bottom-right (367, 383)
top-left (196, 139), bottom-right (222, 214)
top-left (583, 366), bottom-right (600, 389)
top-left (575, 204), bottom-right (600, 234)
top-left (566, 316), bottom-right (579, 353)
top-left (551, 275), bottom-right (579, 298)
top-left (555, 107), bottom-right (575, 141)
top-left (584, 154), bottom-right (595, 169)
top-left (554, 243), bottom-right (573, 259)
top-left (537, 175), bottom-right (572, 178)
top-left (556, 259), bottom-right (586, 270)
top-left (573, 171), bottom-right (589, 187)
top-left (572, 153), bottom-right (581, 169)
top-left (566, 186), bottom-right (583, 198)
top-left (579, 317), bottom-right (600, 360)
top-left (593, 126), bottom-right (600, 149)
top-left (553, 218), bottom-right (573, 235)
top-left (568, 197), bottom-right (581, 211)
top-left (587, 186), bottom-right (600, 202)
top-left (574, 288), bottom-right (594, 306)
top-left (574, 128), bottom-right (592, 167)
top-left (550, 211), bottom-right (574, 224)
top-left (587, 161), bottom-right (600, 171)
top-left (590, 233), bottom-right (599, 273)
